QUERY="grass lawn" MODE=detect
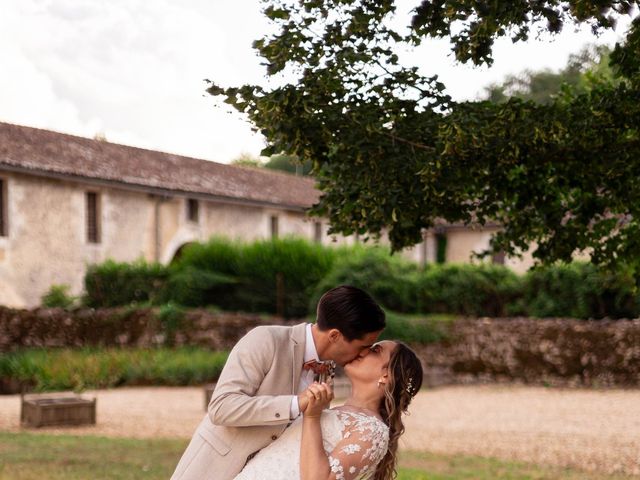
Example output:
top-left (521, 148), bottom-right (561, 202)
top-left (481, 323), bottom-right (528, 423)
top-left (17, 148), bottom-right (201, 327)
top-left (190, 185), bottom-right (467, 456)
top-left (0, 432), bottom-right (633, 480)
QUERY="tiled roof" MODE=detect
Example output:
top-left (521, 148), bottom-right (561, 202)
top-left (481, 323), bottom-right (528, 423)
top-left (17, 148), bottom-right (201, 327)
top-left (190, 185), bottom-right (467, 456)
top-left (0, 122), bottom-right (319, 210)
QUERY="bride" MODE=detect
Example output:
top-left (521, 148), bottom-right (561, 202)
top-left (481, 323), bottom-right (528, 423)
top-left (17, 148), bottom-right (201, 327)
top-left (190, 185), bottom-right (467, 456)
top-left (233, 341), bottom-right (423, 480)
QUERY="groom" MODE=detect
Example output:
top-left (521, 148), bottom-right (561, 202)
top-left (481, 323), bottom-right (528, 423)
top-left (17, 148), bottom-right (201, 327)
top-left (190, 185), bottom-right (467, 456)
top-left (171, 285), bottom-right (386, 480)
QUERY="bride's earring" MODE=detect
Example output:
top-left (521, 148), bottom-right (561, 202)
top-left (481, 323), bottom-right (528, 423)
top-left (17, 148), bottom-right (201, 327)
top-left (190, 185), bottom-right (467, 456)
top-left (377, 380), bottom-right (383, 388)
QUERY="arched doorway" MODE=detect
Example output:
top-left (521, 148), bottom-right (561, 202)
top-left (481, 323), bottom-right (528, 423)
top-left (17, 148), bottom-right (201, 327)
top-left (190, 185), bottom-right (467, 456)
top-left (169, 242), bottom-right (196, 265)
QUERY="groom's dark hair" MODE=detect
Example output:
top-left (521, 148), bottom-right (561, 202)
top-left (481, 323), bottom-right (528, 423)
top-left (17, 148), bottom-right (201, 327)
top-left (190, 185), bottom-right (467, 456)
top-left (316, 285), bottom-right (385, 341)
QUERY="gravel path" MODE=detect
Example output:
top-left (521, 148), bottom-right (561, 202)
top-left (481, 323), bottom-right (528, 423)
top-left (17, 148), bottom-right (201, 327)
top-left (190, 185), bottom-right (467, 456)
top-left (1, 385), bottom-right (639, 476)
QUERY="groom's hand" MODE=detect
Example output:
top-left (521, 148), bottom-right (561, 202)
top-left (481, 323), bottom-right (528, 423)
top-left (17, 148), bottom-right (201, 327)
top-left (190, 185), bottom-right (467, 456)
top-left (297, 390), bottom-right (311, 413)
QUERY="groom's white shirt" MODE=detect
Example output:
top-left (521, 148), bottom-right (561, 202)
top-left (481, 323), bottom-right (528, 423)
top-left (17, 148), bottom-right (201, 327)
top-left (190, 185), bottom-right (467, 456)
top-left (171, 322), bottom-right (310, 480)
top-left (290, 323), bottom-right (320, 418)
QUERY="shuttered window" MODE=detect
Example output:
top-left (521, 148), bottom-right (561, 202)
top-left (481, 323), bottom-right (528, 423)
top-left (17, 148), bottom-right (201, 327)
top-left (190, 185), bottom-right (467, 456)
top-left (270, 215), bottom-right (279, 239)
top-left (435, 233), bottom-right (447, 264)
top-left (0, 178), bottom-right (6, 237)
top-left (187, 198), bottom-right (199, 222)
top-left (314, 221), bottom-right (322, 243)
top-left (86, 192), bottom-right (101, 243)
top-left (492, 250), bottom-right (506, 265)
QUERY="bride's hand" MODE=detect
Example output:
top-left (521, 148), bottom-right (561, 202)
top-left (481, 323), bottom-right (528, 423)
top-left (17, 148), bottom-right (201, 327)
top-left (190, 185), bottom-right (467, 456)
top-left (303, 382), bottom-right (333, 418)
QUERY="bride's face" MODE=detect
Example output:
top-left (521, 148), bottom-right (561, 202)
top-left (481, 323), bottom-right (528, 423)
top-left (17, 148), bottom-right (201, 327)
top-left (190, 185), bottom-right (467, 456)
top-left (343, 340), bottom-right (397, 385)
top-left (327, 329), bottom-right (382, 366)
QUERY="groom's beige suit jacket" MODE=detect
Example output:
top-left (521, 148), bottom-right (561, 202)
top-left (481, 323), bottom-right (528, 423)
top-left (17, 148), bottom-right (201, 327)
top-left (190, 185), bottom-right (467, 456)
top-left (171, 322), bottom-right (308, 480)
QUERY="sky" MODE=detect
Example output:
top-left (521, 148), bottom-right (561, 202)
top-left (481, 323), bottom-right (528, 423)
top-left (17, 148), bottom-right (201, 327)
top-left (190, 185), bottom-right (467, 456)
top-left (0, 1), bottom-right (634, 164)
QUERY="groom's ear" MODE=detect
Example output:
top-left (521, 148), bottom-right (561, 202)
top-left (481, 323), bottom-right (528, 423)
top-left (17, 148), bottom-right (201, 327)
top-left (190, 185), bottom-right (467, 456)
top-left (328, 329), bottom-right (342, 343)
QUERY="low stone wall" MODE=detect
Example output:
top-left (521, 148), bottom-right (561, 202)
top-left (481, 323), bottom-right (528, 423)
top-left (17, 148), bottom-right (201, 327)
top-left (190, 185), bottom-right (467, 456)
top-left (0, 306), bottom-right (298, 352)
top-left (3, 307), bottom-right (639, 387)
top-left (417, 317), bottom-right (640, 388)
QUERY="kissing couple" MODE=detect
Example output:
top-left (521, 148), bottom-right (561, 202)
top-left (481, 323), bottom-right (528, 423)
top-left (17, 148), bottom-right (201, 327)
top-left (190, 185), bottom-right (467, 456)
top-left (171, 285), bottom-right (423, 480)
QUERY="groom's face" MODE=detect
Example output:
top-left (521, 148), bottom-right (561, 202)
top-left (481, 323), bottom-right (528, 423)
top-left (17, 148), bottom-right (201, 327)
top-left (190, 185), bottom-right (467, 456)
top-left (329, 329), bottom-right (382, 366)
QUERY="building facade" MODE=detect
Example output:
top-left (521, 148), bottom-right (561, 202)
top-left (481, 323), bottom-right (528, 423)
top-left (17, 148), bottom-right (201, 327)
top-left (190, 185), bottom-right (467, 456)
top-left (0, 122), bottom-right (531, 308)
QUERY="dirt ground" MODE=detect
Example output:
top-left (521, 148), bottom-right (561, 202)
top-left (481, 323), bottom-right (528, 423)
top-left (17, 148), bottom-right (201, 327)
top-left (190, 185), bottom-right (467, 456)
top-left (1, 385), bottom-right (639, 476)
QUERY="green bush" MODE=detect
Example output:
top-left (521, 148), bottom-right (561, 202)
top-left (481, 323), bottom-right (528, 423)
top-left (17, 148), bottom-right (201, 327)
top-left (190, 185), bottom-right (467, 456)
top-left (41, 284), bottom-right (77, 308)
top-left (163, 266), bottom-right (238, 308)
top-left (81, 238), bottom-right (640, 319)
top-left (517, 262), bottom-right (640, 319)
top-left (167, 237), bottom-right (337, 317)
top-left (310, 246), bottom-right (420, 313)
top-left (235, 237), bottom-right (338, 317)
top-left (379, 311), bottom-right (454, 344)
top-left (0, 348), bottom-right (228, 392)
top-left (418, 263), bottom-right (522, 317)
top-left (156, 303), bottom-right (186, 347)
top-left (84, 259), bottom-right (169, 307)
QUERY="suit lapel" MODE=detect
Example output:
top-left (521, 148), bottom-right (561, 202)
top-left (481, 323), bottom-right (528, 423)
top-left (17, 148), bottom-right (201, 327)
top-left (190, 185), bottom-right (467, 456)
top-left (290, 323), bottom-right (307, 394)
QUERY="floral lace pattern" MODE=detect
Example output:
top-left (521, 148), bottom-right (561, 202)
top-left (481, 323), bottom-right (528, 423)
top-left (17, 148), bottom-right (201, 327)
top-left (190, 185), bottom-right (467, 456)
top-left (234, 408), bottom-right (389, 480)
top-left (328, 409), bottom-right (389, 480)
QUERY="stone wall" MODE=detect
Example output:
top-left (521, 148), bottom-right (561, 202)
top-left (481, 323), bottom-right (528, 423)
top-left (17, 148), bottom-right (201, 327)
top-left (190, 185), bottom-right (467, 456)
top-left (418, 317), bottom-right (640, 388)
top-left (0, 306), bottom-right (298, 352)
top-left (4, 307), bottom-right (638, 388)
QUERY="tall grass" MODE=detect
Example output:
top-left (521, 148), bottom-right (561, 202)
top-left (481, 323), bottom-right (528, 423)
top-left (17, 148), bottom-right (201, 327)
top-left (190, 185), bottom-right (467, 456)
top-left (0, 348), bottom-right (228, 392)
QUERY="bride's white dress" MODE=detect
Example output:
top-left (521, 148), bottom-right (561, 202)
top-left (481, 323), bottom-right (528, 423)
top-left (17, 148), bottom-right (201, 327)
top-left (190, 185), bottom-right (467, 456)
top-left (234, 407), bottom-right (389, 480)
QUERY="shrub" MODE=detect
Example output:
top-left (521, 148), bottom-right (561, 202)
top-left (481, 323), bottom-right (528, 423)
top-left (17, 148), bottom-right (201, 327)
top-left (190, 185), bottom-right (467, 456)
top-left (162, 266), bottom-right (238, 308)
top-left (235, 237), bottom-right (338, 317)
top-left (156, 303), bottom-right (186, 347)
top-left (417, 263), bottom-right (522, 317)
top-left (517, 262), bottom-right (640, 319)
top-left (0, 348), bottom-right (229, 392)
top-left (379, 312), bottom-right (453, 344)
top-left (310, 246), bottom-right (420, 313)
top-left (81, 238), bottom-right (640, 320)
top-left (41, 284), bottom-right (77, 308)
top-left (84, 259), bottom-right (169, 307)
top-left (168, 237), bottom-right (337, 317)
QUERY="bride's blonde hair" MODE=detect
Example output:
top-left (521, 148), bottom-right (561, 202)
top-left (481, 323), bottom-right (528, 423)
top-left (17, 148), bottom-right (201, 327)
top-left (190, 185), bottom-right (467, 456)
top-left (374, 342), bottom-right (423, 480)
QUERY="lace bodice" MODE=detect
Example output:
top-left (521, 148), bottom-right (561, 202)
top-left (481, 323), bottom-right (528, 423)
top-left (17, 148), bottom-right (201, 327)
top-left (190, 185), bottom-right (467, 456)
top-left (233, 407), bottom-right (389, 480)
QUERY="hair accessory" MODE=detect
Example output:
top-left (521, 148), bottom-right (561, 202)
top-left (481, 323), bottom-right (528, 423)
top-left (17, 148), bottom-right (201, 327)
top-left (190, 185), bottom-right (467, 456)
top-left (406, 377), bottom-right (416, 396)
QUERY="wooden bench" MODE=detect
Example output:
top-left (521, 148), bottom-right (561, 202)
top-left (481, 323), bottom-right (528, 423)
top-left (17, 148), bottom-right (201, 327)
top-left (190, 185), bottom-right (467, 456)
top-left (21, 393), bottom-right (96, 428)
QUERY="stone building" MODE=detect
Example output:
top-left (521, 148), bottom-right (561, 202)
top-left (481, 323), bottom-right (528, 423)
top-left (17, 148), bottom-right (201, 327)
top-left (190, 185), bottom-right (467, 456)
top-left (0, 122), bottom-right (531, 308)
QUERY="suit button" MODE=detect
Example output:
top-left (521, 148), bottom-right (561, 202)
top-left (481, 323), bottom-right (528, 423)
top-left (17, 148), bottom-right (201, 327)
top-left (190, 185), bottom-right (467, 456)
top-left (271, 435), bottom-right (277, 441)
top-left (275, 413), bottom-right (280, 418)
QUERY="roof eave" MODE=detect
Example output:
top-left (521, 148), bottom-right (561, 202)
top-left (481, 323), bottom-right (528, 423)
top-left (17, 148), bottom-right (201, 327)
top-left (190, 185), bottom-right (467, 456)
top-left (0, 163), bottom-right (313, 213)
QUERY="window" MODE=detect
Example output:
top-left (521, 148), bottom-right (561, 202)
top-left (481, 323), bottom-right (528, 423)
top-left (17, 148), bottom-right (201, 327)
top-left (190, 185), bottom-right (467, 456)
top-left (86, 192), bottom-right (101, 244)
top-left (0, 178), bottom-right (6, 237)
top-left (492, 250), bottom-right (506, 265)
top-left (187, 198), bottom-right (199, 223)
top-left (420, 237), bottom-right (428, 266)
top-left (435, 232), bottom-right (447, 264)
top-left (270, 215), bottom-right (279, 239)
top-left (314, 221), bottom-right (322, 243)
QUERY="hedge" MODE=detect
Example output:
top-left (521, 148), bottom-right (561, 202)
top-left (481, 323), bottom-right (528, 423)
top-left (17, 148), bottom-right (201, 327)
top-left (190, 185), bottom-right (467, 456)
top-left (84, 260), bottom-right (169, 307)
top-left (84, 237), bottom-right (338, 317)
top-left (80, 238), bottom-right (640, 319)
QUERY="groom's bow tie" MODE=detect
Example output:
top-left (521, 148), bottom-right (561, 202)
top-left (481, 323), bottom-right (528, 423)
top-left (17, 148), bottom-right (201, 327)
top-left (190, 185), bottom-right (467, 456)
top-left (303, 359), bottom-right (336, 382)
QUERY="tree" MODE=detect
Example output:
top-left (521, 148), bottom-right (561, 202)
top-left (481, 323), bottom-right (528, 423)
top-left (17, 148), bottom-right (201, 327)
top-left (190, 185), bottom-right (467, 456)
top-left (231, 152), bottom-right (312, 175)
top-left (264, 153), bottom-right (313, 175)
top-left (208, 1), bottom-right (640, 271)
top-left (483, 45), bottom-right (618, 104)
top-left (231, 152), bottom-right (264, 168)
